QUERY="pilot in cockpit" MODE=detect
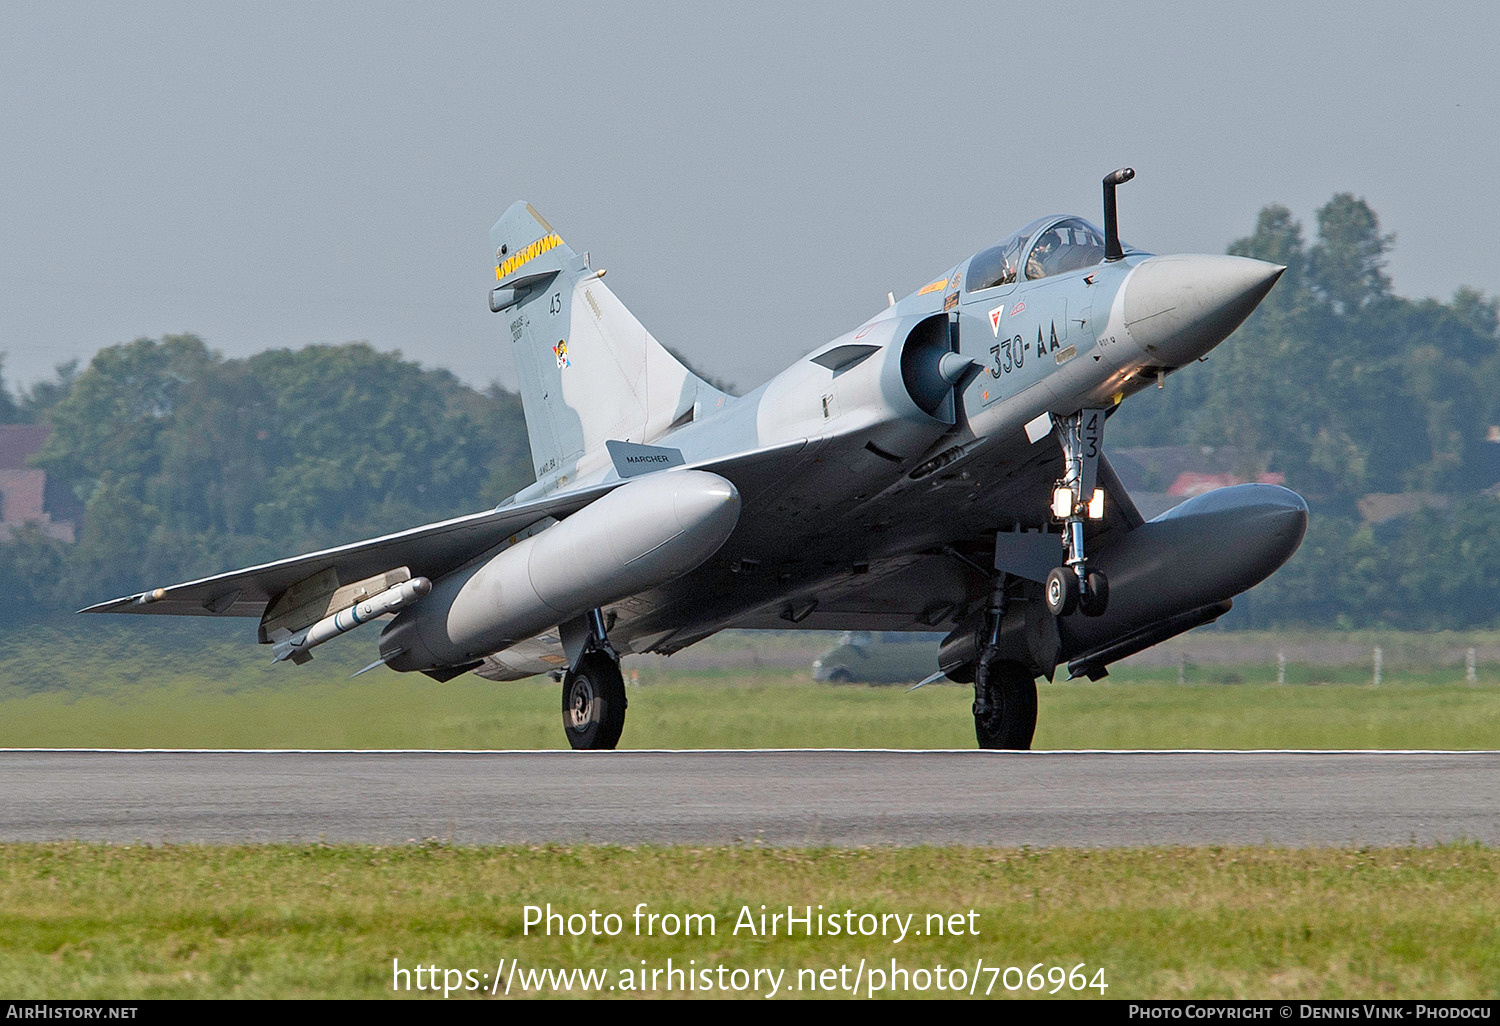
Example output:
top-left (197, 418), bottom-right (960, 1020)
top-left (1026, 230), bottom-right (1061, 280)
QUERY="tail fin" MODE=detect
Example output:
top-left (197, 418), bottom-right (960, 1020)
top-left (489, 202), bottom-right (728, 488)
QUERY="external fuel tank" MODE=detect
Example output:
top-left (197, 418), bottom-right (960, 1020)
top-left (379, 470), bottom-right (741, 672)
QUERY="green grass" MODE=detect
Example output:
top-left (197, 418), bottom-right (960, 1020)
top-left (2, 843), bottom-right (1495, 999)
top-left (2, 670), bottom-right (1498, 750)
top-left (2, 618), bottom-right (1498, 749)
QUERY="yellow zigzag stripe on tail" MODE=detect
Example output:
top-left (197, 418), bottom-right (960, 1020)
top-left (496, 233), bottom-right (563, 280)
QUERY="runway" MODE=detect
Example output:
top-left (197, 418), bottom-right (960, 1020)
top-left (1, 750), bottom-right (1496, 848)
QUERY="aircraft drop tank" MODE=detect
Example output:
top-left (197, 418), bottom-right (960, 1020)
top-left (379, 470), bottom-right (741, 673)
top-left (941, 484), bottom-right (1308, 682)
top-left (1054, 483), bottom-right (1306, 661)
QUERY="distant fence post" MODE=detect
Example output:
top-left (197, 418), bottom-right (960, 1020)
top-left (1373, 646), bottom-right (1383, 686)
top-left (1277, 651), bottom-right (1286, 686)
top-left (1467, 648), bottom-right (1478, 684)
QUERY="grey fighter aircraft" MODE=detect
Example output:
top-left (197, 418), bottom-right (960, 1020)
top-left (85, 169), bottom-right (1307, 750)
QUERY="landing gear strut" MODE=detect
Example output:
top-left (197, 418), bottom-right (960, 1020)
top-left (561, 608), bottom-right (626, 750)
top-left (1047, 409), bottom-right (1109, 617)
top-left (972, 573), bottom-right (1038, 750)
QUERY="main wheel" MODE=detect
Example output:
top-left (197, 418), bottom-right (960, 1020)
top-left (561, 651), bottom-right (627, 750)
top-left (1045, 566), bottom-right (1078, 616)
top-left (1080, 570), bottom-right (1110, 617)
top-left (973, 658), bottom-right (1038, 750)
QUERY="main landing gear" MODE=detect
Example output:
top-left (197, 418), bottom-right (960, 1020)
top-left (971, 573), bottom-right (1038, 750)
top-left (562, 608), bottom-right (627, 750)
top-left (1045, 408), bottom-right (1110, 618)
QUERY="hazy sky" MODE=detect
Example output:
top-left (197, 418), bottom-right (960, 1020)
top-left (2, 2), bottom-right (1495, 394)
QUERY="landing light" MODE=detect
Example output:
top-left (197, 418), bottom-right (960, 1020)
top-left (1052, 487), bottom-right (1073, 519)
top-left (1055, 488), bottom-right (1105, 519)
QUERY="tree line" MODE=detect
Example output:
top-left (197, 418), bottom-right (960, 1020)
top-left (0, 337), bottom-right (531, 612)
top-left (1110, 193), bottom-right (1500, 627)
top-left (3, 193), bottom-right (1500, 628)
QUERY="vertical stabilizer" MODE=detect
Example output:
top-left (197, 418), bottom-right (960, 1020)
top-left (489, 202), bottom-right (728, 489)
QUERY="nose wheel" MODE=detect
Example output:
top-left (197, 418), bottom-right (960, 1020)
top-left (1045, 566), bottom-right (1108, 617)
top-left (1049, 409), bottom-right (1110, 617)
top-left (1044, 566), bottom-right (1077, 616)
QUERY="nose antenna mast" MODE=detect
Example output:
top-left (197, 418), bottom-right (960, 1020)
top-left (1102, 167), bottom-right (1135, 261)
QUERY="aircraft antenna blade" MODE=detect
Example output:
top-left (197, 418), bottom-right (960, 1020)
top-left (907, 669), bottom-right (947, 692)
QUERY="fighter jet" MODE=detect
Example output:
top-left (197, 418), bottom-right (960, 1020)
top-left (84, 169), bottom-right (1307, 750)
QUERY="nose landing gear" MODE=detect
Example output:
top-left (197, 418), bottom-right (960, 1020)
top-left (1046, 408), bottom-right (1110, 618)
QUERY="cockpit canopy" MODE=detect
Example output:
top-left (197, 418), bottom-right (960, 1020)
top-left (965, 216), bottom-right (1133, 292)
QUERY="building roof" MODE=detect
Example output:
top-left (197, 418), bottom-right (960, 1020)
top-left (1113, 445), bottom-right (1255, 493)
top-left (1357, 492), bottom-right (1454, 525)
top-left (0, 424), bottom-right (51, 470)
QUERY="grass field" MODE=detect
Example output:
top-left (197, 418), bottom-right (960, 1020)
top-left (2, 616), bottom-right (1498, 749)
top-left (2, 843), bottom-right (1496, 999)
top-left (3, 666), bottom-right (1499, 750)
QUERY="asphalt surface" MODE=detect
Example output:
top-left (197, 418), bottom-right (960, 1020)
top-left (1, 750), bottom-right (1495, 848)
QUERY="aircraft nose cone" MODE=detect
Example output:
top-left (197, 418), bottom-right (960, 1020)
top-left (1123, 255), bottom-right (1284, 365)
